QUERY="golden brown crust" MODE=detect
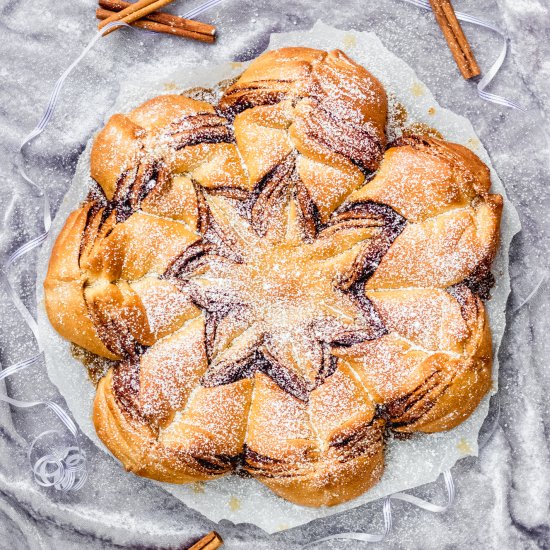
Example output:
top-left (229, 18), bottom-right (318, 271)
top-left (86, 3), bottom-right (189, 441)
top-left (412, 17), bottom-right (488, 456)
top-left (45, 47), bottom-right (502, 507)
top-left (94, 364), bottom-right (254, 483)
top-left (91, 114), bottom-right (143, 201)
top-left (334, 287), bottom-right (492, 433)
top-left (348, 136), bottom-right (503, 290)
top-left (45, 205), bottom-right (119, 359)
top-left (243, 370), bottom-right (385, 506)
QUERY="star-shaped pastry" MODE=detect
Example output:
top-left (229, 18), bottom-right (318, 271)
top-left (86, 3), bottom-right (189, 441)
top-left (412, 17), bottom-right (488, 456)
top-left (44, 47), bottom-right (502, 507)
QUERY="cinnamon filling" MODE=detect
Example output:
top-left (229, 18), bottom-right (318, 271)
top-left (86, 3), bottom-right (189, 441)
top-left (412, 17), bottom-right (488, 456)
top-left (332, 202), bottom-right (406, 290)
top-left (166, 112), bottom-right (233, 149)
top-left (218, 83), bottom-right (291, 119)
top-left (249, 153), bottom-right (297, 236)
top-left (296, 101), bottom-right (384, 171)
top-left (111, 358), bottom-right (142, 419)
top-left (385, 370), bottom-right (451, 428)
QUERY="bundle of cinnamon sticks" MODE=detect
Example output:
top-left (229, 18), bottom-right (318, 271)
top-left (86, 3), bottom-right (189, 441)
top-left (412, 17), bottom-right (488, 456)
top-left (96, 0), bottom-right (216, 43)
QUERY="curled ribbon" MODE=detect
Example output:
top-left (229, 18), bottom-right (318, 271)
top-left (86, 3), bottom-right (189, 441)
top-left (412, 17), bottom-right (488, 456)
top-left (399, 0), bottom-right (526, 111)
top-left (28, 430), bottom-right (87, 491)
top-left (1, 0), bottom-right (225, 492)
top-left (303, 471), bottom-right (456, 546)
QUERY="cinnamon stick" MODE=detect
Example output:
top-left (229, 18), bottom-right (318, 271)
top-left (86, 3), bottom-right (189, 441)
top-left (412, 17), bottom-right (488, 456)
top-left (428, 0), bottom-right (481, 79)
top-left (98, 0), bottom-right (176, 33)
top-left (96, 8), bottom-right (215, 42)
top-left (99, 0), bottom-right (216, 37)
top-left (188, 531), bottom-right (223, 550)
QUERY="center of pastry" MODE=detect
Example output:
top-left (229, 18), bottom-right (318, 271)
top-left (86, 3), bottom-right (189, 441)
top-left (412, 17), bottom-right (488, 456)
top-left (204, 221), bottom-right (353, 328)
top-left (173, 195), bottom-right (398, 400)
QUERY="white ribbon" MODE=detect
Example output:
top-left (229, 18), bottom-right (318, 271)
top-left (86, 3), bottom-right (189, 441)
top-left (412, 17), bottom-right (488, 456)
top-left (512, 271), bottom-right (549, 313)
top-left (0, 20), bottom-right (131, 493)
top-left (399, 0), bottom-right (526, 111)
top-left (1, 0), bottom-right (225, 493)
top-left (303, 471), bottom-right (455, 547)
top-left (182, 0), bottom-right (226, 20)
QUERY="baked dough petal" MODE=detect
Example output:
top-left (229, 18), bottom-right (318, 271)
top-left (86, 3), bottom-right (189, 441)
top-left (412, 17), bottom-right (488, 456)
top-left (366, 198), bottom-right (502, 289)
top-left (91, 114), bottom-right (143, 201)
top-left (94, 367), bottom-right (254, 483)
top-left (44, 204), bottom-right (118, 359)
top-left (158, 378), bottom-right (253, 478)
top-left (333, 287), bottom-right (492, 432)
top-left (343, 136), bottom-right (502, 289)
top-left (244, 367), bottom-right (385, 506)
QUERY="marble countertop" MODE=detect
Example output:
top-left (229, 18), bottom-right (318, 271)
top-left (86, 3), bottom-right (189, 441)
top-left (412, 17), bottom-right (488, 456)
top-left (1, 0), bottom-right (549, 548)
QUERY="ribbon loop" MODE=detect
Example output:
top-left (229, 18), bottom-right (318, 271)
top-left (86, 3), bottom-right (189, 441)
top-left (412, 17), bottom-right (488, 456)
top-left (303, 470), bottom-right (455, 547)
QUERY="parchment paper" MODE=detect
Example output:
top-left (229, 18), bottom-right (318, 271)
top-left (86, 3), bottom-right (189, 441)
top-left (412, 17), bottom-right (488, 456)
top-left (36, 22), bottom-right (521, 533)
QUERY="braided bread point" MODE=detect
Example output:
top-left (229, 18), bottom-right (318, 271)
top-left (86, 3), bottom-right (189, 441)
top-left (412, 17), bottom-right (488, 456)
top-left (94, 315), bottom-right (255, 482)
top-left (47, 199), bottom-right (201, 359)
top-left (244, 368), bottom-right (385, 507)
top-left (221, 47), bottom-right (387, 230)
top-left (333, 286), bottom-right (492, 433)
top-left (45, 203), bottom-right (117, 358)
top-left (44, 47), bottom-right (502, 507)
top-left (342, 136), bottom-right (502, 290)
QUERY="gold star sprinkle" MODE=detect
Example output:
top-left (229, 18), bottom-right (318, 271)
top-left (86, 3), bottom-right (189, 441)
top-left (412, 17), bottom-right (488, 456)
top-left (457, 438), bottom-right (473, 455)
top-left (343, 34), bottom-right (357, 49)
top-left (192, 481), bottom-right (205, 493)
top-left (411, 82), bottom-right (425, 97)
top-left (229, 496), bottom-right (241, 511)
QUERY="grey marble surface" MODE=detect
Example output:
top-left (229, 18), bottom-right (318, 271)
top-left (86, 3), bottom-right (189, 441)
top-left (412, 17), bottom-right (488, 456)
top-left (0, 0), bottom-right (549, 548)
